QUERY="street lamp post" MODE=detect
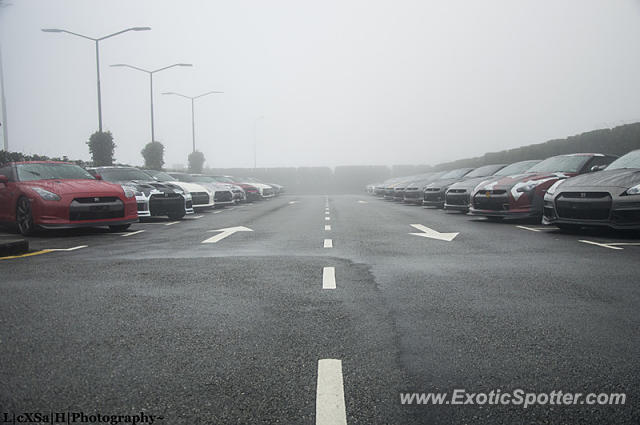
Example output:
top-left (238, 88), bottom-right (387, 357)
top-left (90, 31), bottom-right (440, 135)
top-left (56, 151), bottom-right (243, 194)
top-left (253, 116), bottom-right (264, 169)
top-left (41, 27), bottom-right (151, 132)
top-left (162, 91), bottom-right (224, 152)
top-left (111, 64), bottom-right (192, 142)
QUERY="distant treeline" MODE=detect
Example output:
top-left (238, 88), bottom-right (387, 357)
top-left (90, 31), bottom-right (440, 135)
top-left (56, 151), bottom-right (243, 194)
top-left (3, 122), bottom-right (640, 194)
top-left (431, 122), bottom-right (640, 171)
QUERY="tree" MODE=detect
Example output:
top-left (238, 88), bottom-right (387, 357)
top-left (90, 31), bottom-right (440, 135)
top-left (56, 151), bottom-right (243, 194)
top-left (87, 131), bottom-right (116, 166)
top-left (141, 141), bottom-right (164, 170)
top-left (188, 151), bottom-right (205, 173)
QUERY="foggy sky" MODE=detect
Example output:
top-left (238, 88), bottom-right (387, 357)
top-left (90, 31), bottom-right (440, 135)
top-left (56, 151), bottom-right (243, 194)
top-left (1, 1), bottom-right (640, 169)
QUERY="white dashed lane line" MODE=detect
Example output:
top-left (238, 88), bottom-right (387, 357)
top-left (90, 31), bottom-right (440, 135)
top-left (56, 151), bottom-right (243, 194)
top-left (325, 225), bottom-right (331, 231)
top-left (322, 267), bottom-right (336, 289)
top-left (316, 359), bottom-right (347, 425)
top-left (324, 239), bottom-right (333, 248)
top-left (325, 217), bottom-right (330, 221)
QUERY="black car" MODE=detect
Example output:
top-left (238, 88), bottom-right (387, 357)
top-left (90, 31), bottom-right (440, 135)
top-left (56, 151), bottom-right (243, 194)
top-left (88, 166), bottom-right (192, 220)
top-left (402, 172), bottom-right (448, 204)
top-left (543, 149), bottom-right (640, 230)
top-left (444, 161), bottom-right (541, 213)
top-left (423, 168), bottom-right (475, 208)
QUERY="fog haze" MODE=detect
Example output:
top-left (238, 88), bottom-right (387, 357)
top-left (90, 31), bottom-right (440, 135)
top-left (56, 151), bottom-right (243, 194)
top-left (2, 0), bottom-right (640, 168)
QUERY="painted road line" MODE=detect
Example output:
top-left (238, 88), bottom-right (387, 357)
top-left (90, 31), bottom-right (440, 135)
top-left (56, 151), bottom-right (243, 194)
top-left (165, 221), bottom-right (180, 226)
top-left (409, 224), bottom-right (458, 242)
top-left (357, 200), bottom-right (368, 204)
top-left (316, 359), bottom-right (347, 425)
top-left (121, 230), bottom-right (145, 237)
top-left (607, 242), bottom-right (640, 246)
top-left (0, 250), bottom-right (50, 260)
top-left (289, 201), bottom-right (299, 205)
top-left (324, 239), bottom-right (333, 248)
top-left (579, 240), bottom-right (623, 250)
top-left (325, 225), bottom-right (331, 231)
top-left (516, 225), bottom-right (554, 232)
top-left (213, 210), bottom-right (223, 214)
top-left (325, 217), bottom-right (331, 221)
top-left (192, 215), bottom-right (204, 219)
top-left (46, 245), bottom-right (88, 252)
top-left (325, 211), bottom-right (330, 215)
top-left (322, 267), bottom-right (336, 289)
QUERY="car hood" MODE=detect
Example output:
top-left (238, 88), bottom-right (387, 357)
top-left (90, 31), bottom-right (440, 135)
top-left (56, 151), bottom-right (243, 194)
top-left (425, 178), bottom-right (464, 189)
top-left (448, 176), bottom-right (498, 191)
top-left (479, 172), bottom-right (575, 191)
top-left (169, 181), bottom-right (211, 194)
top-left (121, 180), bottom-right (184, 196)
top-left (554, 168), bottom-right (640, 189)
top-left (23, 179), bottom-right (124, 196)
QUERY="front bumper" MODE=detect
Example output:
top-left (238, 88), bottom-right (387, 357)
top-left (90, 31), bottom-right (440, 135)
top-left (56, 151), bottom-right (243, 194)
top-left (444, 192), bottom-right (470, 212)
top-left (191, 192), bottom-right (215, 210)
top-left (543, 189), bottom-right (640, 229)
top-left (32, 195), bottom-right (138, 228)
top-left (423, 190), bottom-right (445, 208)
top-left (136, 193), bottom-right (189, 217)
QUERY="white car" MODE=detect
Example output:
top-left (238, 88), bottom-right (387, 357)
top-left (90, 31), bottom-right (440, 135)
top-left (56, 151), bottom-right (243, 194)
top-left (146, 170), bottom-right (215, 210)
top-left (168, 173), bottom-right (236, 207)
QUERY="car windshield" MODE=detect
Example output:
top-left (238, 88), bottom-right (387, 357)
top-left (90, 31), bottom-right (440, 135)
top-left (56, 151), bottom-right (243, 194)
top-left (606, 150), bottom-right (640, 170)
top-left (98, 168), bottom-right (154, 182)
top-left (168, 173), bottom-right (195, 182)
top-left (465, 164), bottom-right (505, 178)
top-left (441, 168), bottom-right (472, 179)
top-left (493, 160), bottom-right (541, 176)
top-left (147, 171), bottom-right (176, 182)
top-left (209, 176), bottom-right (235, 183)
top-left (16, 163), bottom-right (95, 181)
top-left (527, 155), bottom-right (590, 173)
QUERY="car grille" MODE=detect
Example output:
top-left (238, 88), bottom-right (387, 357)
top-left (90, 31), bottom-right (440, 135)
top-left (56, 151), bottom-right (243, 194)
top-left (191, 192), bottom-right (210, 205)
top-left (424, 190), bottom-right (444, 202)
top-left (473, 193), bottom-right (510, 211)
top-left (555, 192), bottom-right (612, 220)
top-left (447, 189), bottom-right (466, 194)
top-left (214, 191), bottom-right (233, 202)
top-left (149, 193), bottom-right (184, 215)
top-left (404, 192), bottom-right (420, 199)
top-left (446, 193), bottom-right (470, 206)
top-left (69, 198), bottom-right (124, 221)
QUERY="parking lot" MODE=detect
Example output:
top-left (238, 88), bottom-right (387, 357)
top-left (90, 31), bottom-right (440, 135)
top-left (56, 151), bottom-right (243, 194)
top-left (1, 194), bottom-right (639, 424)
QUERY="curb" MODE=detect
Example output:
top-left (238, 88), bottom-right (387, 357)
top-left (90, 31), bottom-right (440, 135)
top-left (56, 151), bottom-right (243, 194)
top-left (0, 239), bottom-right (30, 257)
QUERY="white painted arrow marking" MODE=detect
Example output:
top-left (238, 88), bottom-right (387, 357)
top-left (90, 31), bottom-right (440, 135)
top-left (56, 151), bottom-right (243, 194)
top-left (409, 224), bottom-right (459, 242)
top-left (202, 226), bottom-right (253, 243)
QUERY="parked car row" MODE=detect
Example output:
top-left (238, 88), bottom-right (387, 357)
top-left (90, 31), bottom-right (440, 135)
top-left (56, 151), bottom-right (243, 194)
top-left (0, 161), bottom-right (283, 235)
top-left (367, 150), bottom-right (640, 230)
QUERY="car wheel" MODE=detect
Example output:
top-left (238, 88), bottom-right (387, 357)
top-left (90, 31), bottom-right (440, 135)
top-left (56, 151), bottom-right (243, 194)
top-left (168, 212), bottom-right (185, 220)
top-left (16, 196), bottom-right (36, 235)
top-left (109, 224), bottom-right (131, 232)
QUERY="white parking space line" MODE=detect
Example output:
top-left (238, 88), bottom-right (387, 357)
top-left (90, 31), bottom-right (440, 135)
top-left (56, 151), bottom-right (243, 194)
top-left (316, 359), bottom-right (347, 425)
top-left (121, 230), bottom-right (145, 237)
top-left (357, 200), bottom-right (368, 204)
top-left (325, 217), bottom-right (331, 221)
top-left (213, 210), bottom-right (223, 214)
top-left (579, 240), bottom-right (624, 250)
top-left (322, 267), bottom-right (336, 289)
top-left (46, 245), bottom-right (88, 252)
top-left (192, 215), bottom-right (204, 219)
top-left (607, 242), bottom-right (640, 246)
top-left (165, 221), bottom-right (180, 226)
top-left (516, 225), bottom-right (553, 232)
top-left (325, 225), bottom-right (331, 231)
top-left (324, 239), bottom-right (333, 248)
top-left (289, 201), bottom-right (299, 205)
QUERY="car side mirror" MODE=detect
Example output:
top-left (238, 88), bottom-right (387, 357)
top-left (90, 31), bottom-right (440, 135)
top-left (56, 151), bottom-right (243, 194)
top-left (0, 174), bottom-right (8, 184)
top-left (590, 165), bottom-right (607, 172)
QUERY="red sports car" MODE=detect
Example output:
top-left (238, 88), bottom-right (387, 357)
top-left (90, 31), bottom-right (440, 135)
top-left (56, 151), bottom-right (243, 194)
top-left (469, 153), bottom-right (617, 221)
top-left (0, 161), bottom-right (138, 235)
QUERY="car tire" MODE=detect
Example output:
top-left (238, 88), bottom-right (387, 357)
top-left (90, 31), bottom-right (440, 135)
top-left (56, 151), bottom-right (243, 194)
top-left (168, 212), bottom-right (185, 220)
top-left (16, 196), bottom-right (36, 235)
top-left (109, 224), bottom-right (131, 232)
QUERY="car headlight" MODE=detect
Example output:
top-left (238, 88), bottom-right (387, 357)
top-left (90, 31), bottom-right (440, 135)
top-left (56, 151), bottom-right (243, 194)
top-left (120, 185), bottom-right (136, 199)
top-left (624, 183), bottom-right (640, 196)
top-left (31, 187), bottom-right (61, 201)
top-left (546, 180), bottom-right (565, 196)
top-left (515, 182), bottom-right (539, 193)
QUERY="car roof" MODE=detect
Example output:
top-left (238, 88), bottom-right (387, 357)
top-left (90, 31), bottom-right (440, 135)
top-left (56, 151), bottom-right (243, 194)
top-left (6, 161), bottom-right (74, 165)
